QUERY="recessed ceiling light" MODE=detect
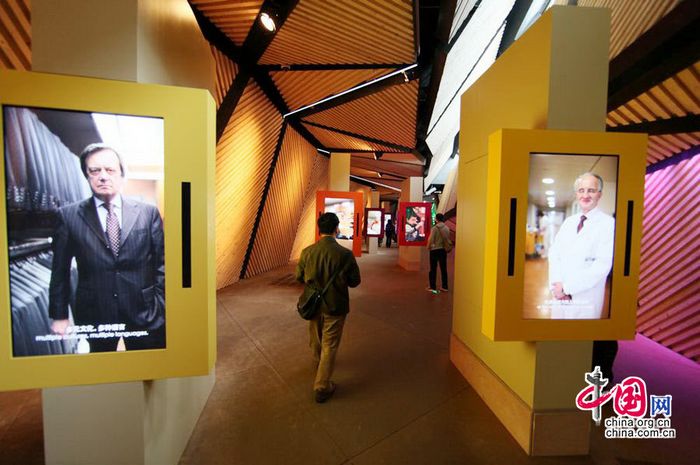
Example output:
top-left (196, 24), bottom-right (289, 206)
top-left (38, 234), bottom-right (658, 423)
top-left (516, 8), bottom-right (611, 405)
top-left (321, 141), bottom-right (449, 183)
top-left (545, 190), bottom-right (555, 195)
top-left (542, 178), bottom-right (554, 184)
top-left (260, 12), bottom-right (276, 32)
top-left (546, 196), bottom-right (555, 202)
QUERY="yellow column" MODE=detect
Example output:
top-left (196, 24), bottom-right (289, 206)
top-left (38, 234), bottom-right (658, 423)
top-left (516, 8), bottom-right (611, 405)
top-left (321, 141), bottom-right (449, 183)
top-left (398, 177), bottom-right (425, 271)
top-left (32, 2), bottom-right (216, 465)
top-left (451, 6), bottom-right (609, 456)
top-left (329, 153), bottom-right (351, 191)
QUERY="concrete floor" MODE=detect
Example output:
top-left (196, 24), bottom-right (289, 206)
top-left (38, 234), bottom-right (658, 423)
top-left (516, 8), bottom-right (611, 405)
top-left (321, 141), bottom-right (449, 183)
top-left (1, 246), bottom-right (698, 464)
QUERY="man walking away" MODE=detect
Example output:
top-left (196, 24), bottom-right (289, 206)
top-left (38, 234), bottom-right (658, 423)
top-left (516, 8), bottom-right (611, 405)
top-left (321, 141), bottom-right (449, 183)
top-left (295, 213), bottom-right (361, 403)
top-left (427, 213), bottom-right (451, 292)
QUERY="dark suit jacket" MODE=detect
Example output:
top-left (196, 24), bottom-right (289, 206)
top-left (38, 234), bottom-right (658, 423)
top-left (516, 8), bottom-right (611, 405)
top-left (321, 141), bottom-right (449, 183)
top-left (48, 196), bottom-right (165, 330)
top-left (295, 236), bottom-right (361, 315)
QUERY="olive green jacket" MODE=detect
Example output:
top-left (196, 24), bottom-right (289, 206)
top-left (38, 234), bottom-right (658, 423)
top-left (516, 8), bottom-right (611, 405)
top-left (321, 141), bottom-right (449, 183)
top-left (295, 236), bottom-right (361, 315)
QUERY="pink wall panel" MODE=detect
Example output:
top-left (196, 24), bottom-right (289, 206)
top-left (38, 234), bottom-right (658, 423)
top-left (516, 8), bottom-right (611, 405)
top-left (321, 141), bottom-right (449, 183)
top-left (638, 151), bottom-right (700, 362)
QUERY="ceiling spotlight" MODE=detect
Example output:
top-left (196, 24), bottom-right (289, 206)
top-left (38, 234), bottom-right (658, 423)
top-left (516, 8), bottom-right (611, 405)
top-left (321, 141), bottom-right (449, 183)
top-left (542, 178), bottom-right (554, 184)
top-left (545, 190), bottom-right (555, 196)
top-left (260, 12), bottom-right (277, 32)
top-left (546, 196), bottom-right (555, 202)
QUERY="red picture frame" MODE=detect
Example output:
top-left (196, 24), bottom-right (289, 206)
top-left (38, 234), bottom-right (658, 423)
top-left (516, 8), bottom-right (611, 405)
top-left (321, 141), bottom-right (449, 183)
top-left (398, 202), bottom-right (432, 247)
top-left (316, 191), bottom-right (364, 257)
top-left (364, 208), bottom-right (384, 237)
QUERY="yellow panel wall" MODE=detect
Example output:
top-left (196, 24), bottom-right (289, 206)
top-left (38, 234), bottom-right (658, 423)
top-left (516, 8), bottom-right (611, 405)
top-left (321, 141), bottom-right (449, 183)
top-left (216, 81), bottom-right (283, 288)
top-left (290, 155), bottom-right (329, 261)
top-left (0, 0), bottom-right (31, 70)
top-left (454, 6), bottom-right (609, 413)
top-left (246, 126), bottom-right (321, 277)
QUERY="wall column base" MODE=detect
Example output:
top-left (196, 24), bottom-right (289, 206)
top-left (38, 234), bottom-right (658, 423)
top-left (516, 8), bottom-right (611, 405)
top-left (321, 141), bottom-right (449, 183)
top-left (449, 334), bottom-right (590, 456)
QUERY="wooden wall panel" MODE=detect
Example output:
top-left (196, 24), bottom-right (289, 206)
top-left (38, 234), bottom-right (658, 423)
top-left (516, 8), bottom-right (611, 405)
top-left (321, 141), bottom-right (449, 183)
top-left (216, 81), bottom-right (283, 289)
top-left (211, 44), bottom-right (239, 108)
top-left (0, 0), bottom-right (31, 70)
top-left (638, 151), bottom-right (700, 362)
top-left (245, 126), bottom-right (322, 277)
top-left (289, 155), bottom-right (329, 261)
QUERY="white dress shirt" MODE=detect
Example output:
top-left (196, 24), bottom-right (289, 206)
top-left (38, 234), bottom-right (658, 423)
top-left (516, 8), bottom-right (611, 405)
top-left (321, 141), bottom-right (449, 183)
top-left (548, 207), bottom-right (615, 319)
top-left (94, 195), bottom-right (123, 231)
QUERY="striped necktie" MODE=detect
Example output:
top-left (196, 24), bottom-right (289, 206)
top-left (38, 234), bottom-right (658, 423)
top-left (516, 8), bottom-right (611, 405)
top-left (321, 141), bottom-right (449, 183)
top-left (104, 202), bottom-right (120, 256)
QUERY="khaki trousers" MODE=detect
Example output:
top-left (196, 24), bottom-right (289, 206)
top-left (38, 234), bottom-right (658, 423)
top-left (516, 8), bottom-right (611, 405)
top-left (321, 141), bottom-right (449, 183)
top-left (309, 312), bottom-right (346, 392)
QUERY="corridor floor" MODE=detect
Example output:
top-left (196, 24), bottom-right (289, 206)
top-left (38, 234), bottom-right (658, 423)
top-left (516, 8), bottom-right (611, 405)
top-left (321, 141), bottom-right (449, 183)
top-left (179, 247), bottom-right (700, 465)
top-left (1, 247), bottom-right (698, 464)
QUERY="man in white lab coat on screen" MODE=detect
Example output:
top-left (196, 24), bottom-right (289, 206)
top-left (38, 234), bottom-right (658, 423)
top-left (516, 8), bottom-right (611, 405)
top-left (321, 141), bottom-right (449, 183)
top-left (548, 172), bottom-right (615, 319)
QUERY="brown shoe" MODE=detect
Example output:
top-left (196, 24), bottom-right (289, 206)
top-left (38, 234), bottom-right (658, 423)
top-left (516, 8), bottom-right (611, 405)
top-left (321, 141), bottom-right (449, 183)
top-left (314, 382), bottom-right (336, 403)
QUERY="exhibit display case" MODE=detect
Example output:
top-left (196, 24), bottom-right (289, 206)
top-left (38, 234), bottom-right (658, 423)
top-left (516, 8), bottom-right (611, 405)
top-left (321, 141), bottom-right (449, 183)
top-left (398, 201), bottom-right (432, 247)
top-left (315, 190), bottom-right (363, 256)
top-left (0, 70), bottom-right (216, 390)
top-left (482, 128), bottom-right (647, 341)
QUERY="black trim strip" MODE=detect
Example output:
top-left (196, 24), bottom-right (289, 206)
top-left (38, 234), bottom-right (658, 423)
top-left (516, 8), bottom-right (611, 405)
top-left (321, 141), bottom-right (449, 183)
top-left (624, 201), bottom-right (634, 277)
top-left (182, 182), bottom-right (192, 288)
top-left (240, 122), bottom-right (288, 279)
top-left (508, 198), bottom-right (517, 277)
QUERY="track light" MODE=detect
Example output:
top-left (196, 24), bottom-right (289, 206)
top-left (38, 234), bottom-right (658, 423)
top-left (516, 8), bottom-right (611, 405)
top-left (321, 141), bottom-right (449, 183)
top-left (260, 12), bottom-right (277, 32)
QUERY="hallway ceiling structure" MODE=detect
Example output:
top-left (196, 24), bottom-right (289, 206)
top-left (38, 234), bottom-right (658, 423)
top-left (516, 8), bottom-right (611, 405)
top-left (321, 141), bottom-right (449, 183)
top-left (189, 0), bottom-right (446, 199)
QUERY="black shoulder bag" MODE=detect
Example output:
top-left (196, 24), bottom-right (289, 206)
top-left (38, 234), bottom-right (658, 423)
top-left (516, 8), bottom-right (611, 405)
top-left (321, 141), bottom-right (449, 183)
top-left (296, 268), bottom-right (342, 320)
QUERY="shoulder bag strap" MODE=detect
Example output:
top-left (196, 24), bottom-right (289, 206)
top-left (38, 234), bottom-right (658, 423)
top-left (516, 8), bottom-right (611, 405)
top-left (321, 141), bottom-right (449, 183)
top-left (320, 266), bottom-right (343, 296)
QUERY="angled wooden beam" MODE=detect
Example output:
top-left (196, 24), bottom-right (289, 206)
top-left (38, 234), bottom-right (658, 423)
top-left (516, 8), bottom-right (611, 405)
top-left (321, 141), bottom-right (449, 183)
top-left (607, 115), bottom-right (700, 136)
top-left (260, 63), bottom-right (412, 71)
top-left (301, 120), bottom-right (415, 153)
top-left (608, 0), bottom-right (700, 111)
top-left (285, 66), bottom-right (419, 120)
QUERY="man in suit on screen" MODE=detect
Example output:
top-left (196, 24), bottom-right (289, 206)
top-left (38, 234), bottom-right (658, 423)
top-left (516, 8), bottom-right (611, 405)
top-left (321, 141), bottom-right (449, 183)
top-left (48, 143), bottom-right (165, 352)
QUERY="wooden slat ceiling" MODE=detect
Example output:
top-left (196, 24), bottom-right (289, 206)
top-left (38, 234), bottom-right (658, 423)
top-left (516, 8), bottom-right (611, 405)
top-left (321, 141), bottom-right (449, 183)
top-left (211, 45), bottom-right (239, 107)
top-left (271, 68), bottom-right (392, 111)
top-left (302, 122), bottom-right (407, 153)
top-left (190, 0), bottom-right (264, 46)
top-left (259, 0), bottom-right (415, 65)
top-left (573, 0), bottom-right (679, 59)
top-left (608, 61), bottom-right (700, 164)
top-left (351, 154), bottom-right (423, 179)
top-left (193, 0), bottom-right (422, 193)
top-left (303, 80), bottom-right (419, 148)
top-left (0, 0), bottom-right (31, 71)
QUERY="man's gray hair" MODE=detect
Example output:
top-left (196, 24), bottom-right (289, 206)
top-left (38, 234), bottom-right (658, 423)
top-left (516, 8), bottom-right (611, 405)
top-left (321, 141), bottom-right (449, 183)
top-left (574, 172), bottom-right (603, 192)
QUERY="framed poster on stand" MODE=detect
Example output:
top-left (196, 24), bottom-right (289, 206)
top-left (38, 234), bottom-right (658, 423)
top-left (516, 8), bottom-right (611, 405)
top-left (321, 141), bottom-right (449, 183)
top-left (365, 208), bottom-right (384, 237)
top-left (316, 191), bottom-right (363, 257)
top-left (398, 202), bottom-right (432, 247)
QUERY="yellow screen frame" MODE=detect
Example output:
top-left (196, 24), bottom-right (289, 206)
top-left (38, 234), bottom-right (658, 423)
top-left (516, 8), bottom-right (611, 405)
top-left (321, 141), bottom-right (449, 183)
top-left (0, 70), bottom-right (216, 390)
top-left (482, 128), bottom-right (647, 341)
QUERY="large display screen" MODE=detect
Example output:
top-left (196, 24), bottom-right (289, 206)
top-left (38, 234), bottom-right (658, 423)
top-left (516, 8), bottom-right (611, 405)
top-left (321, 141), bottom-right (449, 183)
top-left (324, 197), bottom-right (355, 251)
top-left (523, 153), bottom-right (618, 320)
top-left (3, 105), bottom-right (165, 356)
